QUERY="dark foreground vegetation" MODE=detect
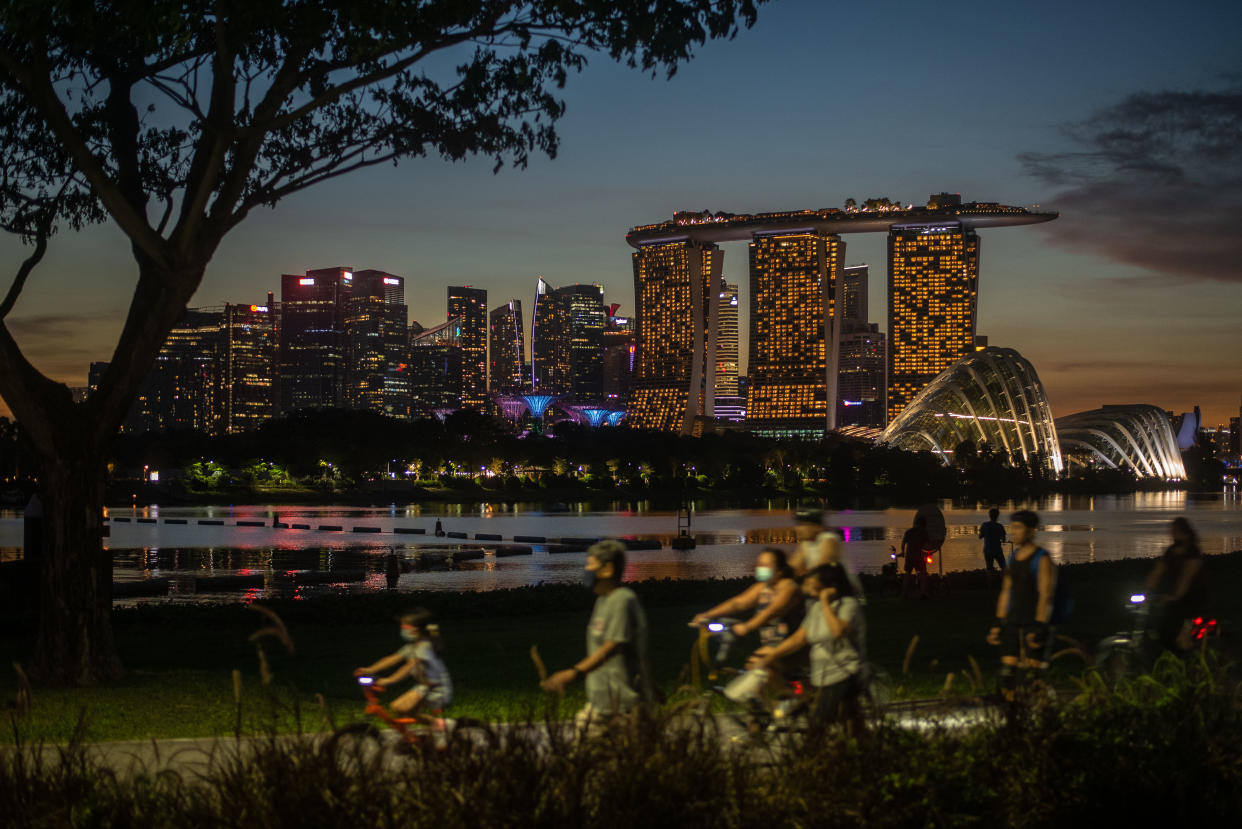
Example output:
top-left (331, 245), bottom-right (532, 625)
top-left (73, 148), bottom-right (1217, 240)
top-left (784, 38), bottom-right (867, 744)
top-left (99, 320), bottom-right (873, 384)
top-left (2, 657), bottom-right (1240, 828)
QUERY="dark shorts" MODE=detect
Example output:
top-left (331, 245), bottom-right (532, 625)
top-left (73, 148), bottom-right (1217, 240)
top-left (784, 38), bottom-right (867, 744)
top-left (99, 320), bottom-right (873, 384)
top-left (903, 553), bottom-right (927, 574)
top-left (999, 625), bottom-right (1053, 663)
top-left (983, 549), bottom-right (1006, 571)
top-left (811, 673), bottom-right (864, 726)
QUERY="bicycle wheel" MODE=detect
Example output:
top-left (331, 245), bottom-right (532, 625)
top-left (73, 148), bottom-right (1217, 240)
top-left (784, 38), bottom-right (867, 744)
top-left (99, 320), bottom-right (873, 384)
top-left (1094, 644), bottom-right (1147, 684)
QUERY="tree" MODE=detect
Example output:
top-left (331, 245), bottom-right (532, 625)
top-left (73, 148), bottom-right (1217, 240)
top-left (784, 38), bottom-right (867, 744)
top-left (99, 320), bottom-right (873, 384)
top-left (0, 0), bottom-right (765, 684)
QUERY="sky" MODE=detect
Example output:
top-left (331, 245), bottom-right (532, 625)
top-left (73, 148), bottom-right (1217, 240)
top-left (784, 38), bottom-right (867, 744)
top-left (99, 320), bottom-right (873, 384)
top-left (2, 0), bottom-right (1240, 423)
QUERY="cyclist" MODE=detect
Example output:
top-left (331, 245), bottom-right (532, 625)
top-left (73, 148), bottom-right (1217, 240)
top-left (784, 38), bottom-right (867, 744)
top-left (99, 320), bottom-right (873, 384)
top-left (354, 608), bottom-right (453, 724)
top-left (1145, 516), bottom-right (1208, 653)
top-left (986, 510), bottom-right (1056, 698)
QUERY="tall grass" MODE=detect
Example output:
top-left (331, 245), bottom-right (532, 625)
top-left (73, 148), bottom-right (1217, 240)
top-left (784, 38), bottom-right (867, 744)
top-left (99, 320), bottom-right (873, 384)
top-left (3, 655), bottom-right (1240, 828)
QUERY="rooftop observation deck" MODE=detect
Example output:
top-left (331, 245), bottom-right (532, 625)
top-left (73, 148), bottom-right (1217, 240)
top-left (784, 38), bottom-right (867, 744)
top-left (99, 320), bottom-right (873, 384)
top-left (625, 202), bottom-right (1058, 247)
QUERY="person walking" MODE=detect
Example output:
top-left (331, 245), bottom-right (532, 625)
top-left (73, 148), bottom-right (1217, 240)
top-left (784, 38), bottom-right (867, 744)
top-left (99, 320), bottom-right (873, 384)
top-left (978, 507), bottom-right (1008, 582)
top-left (900, 514), bottom-right (930, 598)
top-left (986, 510), bottom-right (1057, 699)
top-left (542, 539), bottom-right (653, 736)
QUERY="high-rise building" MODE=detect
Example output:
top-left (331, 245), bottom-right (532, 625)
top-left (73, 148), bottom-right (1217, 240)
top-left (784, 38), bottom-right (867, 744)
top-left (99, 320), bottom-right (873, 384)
top-left (125, 308), bottom-right (223, 434)
top-left (346, 270), bottom-right (409, 418)
top-left (887, 222), bottom-right (979, 423)
top-left (221, 300), bottom-right (277, 434)
top-left (279, 267), bottom-right (352, 413)
top-left (409, 317), bottom-right (463, 414)
top-left (842, 264), bottom-right (868, 324)
top-left (489, 300), bottom-right (526, 394)
top-left (629, 240), bottom-right (722, 434)
top-left (745, 231), bottom-right (845, 438)
top-left (602, 305), bottom-right (635, 404)
top-left (838, 322), bottom-right (886, 428)
top-left (715, 281), bottom-right (740, 397)
top-left (87, 362), bottom-right (108, 398)
top-left (529, 279), bottom-right (605, 400)
top-left (447, 286), bottom-right (487, 410)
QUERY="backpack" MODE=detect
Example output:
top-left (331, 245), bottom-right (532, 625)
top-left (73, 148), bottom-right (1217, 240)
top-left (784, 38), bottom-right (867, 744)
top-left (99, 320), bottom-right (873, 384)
top-left (1012, 547), bottom-right (1073, 625)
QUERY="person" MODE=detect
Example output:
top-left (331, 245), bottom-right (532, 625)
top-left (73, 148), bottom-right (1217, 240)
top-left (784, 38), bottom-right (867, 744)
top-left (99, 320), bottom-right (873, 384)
top-left (542, 539), bottom-right (653, 736)
top-left (753, 563), bottom-right (866, 732)
top-left (1144, 516), bottom-right (1208, 653)
top-left (986, 510), bottom-right (1057, 698)
top-left (691, 548), bottom-right (804, 715)
top-left (978, 507), bottom-right (1008, 576)
top-left (900, 514), bottom-right (931, 598)
top-left (434, 518), bottom-right (445, 537)
top-left (787, 508), bottom-right (825, 576)
top-left (354, 608), bottom-right (453, 724)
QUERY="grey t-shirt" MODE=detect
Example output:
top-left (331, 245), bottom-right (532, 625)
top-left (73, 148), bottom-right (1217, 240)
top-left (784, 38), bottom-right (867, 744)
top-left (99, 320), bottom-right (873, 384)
top-left (802, 596), bottom-right (864, 687)
top-left (399, 640), bottom-right (452, 696)
top-left (584, 587), bottom-right (652, 713)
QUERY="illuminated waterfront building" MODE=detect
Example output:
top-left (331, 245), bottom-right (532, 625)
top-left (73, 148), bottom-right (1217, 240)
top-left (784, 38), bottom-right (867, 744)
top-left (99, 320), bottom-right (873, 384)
top-left (887, 222), bottom-right (979, 423)
top-left (602, 306), bottom-right (635, 404)
top-left (447, 286), bottom-right (487, 410)
top-left (841, 264), bottom-right (868, 324)
top-left (1056, 405), bottom-right (1186, 479)
top-left (628, 240), bottom-right (722, 434)
top-left (716, 281), bottom-right (740, 397)
top-left (489, 300), bottom-right (526, 394)
top-left (838, 322), bottom-right (886, 428)
top-left (409, 318), bottom-right (463, 413)
top-left (124, 308), bottom-right (223, 434)
top-left (345, 270), bottom-right (409, 418)
top-left (530, 279), bottom-right (605, 400)
top-left (745, 231), bottom-right (845, 438)
top-left (221, 300), bottom-right (277, 433)
top-left (279, 267), bottom-right (352, 413)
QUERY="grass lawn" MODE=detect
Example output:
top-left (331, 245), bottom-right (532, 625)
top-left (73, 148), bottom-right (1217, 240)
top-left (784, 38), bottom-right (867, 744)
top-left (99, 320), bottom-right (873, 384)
top-left (2, 553), bottom-right (1239, 743)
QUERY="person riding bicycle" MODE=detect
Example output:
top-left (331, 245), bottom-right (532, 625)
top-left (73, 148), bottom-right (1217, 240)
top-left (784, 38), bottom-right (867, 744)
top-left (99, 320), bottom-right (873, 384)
top-left (354, 608), bottom-right (453, 723)
top-left (753, 563), bottom-right (867, 732)
top-left (1144, 516), bottom-right (1208, 653)
top-left (986, 510), bottom-right (1056, 698)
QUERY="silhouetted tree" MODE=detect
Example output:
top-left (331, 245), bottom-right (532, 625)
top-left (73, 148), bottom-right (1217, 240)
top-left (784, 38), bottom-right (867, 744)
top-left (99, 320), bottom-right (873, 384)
top-left (0, 0), bottom-right (766, 684)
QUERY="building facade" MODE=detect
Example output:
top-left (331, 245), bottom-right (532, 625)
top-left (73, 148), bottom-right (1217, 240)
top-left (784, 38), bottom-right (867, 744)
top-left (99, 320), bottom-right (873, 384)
top-left (841, 264), bottom-right (868, 325)
top-left (837, 322), bottom-right (886, 428)
top-left (447, 286), bottom-right (487, 410)
top-left (628, 240), bottom-right (722, 434)
top-left (887, 222), bottom-right (980, 424)
top-left (745, 231), bottom-right (845, 438)
top-left (345, 270), bottom-right (409, 418)
top-left (279, 267), bottom-right (352, 413)
top-left (602, 306), bottom-right (635, 405)
top-left (221, 301), bottom-right (277, 434)
top-left (489, 299), bottom-right (526, 395)
top-left (1055, 405), bottom-right (1187, 479)
top-left (409, 318), bottom-right (464, 414)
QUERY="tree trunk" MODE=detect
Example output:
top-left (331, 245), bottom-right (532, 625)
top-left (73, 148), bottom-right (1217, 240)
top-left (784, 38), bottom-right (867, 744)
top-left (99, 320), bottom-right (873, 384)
top-left (30, 437), bottom-right (121, 685)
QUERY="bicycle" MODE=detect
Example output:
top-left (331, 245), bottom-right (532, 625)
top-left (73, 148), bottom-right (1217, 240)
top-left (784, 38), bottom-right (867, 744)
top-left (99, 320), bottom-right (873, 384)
top-left (1094, 592), bottom-right (1226, 682)
top-left (335, 675), bottom-right (476, 752)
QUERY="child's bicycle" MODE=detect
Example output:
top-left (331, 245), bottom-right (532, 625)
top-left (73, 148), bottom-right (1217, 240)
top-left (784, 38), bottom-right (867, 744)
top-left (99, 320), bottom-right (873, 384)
top-left (336, 675), bottom-right (475, 752)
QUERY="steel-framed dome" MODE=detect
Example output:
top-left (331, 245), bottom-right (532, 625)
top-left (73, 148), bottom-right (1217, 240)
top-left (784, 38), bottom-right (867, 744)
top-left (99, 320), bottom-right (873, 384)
top-left (1055, 405), bottom-right (1186, 479)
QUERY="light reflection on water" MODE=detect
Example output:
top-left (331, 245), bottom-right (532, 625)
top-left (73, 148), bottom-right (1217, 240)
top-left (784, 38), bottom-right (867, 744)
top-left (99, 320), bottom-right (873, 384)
top-left (4, 490), bottom-right (1240, 601)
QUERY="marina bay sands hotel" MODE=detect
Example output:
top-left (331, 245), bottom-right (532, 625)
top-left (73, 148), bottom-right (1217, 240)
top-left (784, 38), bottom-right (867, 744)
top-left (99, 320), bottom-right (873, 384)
top-left (624, 194), bottom-right (1058, 437)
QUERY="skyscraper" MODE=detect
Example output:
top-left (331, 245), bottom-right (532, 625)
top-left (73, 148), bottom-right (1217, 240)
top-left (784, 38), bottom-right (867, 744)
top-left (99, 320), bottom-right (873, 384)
top-left (409, 317), bottom-right (463, 414)
top-left (346, 270), bottom-right (409, 418)
top-left (124, 308), bottom-right (223, 434)
top-left (279, 267), bottom-right (352, 413)
top-left (841, 264), bottom-right (868, 324)
top-left (715, 281), bottom-right (740, 397)
top-left (447, 286), bottom-right (487, 410)
top-left (602, 306), bottom-right (635, 404)
top-left (838, 322), bottom-right (886, 428)
top-left (629, 240), bottom-right (722, 434)
top-left (489, 300), bottom-right (525, 394)
top-left (529, 279), bottom-right (605, 400)
top-left (745, 232), bottom-right (845, 438)
top-left (887, 222), bottom-right (979, 423)
top-left (221, 300), bottom-right (276, 434)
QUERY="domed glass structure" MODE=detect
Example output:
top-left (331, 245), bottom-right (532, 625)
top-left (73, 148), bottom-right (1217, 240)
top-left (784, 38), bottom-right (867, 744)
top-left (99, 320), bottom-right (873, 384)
top-left (880, 347), bottom-right (1062, 474)
top-left (1054, 405), bottom-right (1186, 480)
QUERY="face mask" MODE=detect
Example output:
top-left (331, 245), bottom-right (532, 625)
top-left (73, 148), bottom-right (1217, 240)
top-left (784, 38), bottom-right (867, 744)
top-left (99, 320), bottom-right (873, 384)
top-left (583, 569), bottom-right (597, 591)
top-left (400, 627), bottom-right (418, 642)
top-left (755, 566), bottom-right (774, 583)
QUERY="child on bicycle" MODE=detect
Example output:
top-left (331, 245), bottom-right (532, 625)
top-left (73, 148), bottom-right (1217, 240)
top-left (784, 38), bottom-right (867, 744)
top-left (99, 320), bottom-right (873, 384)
top-left (355, 608), bottom-right (453, 723)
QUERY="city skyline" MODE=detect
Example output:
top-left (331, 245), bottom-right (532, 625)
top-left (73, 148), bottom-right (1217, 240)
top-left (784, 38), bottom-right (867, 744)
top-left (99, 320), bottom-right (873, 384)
top-left (0, 0), bottom-right (1238, 423)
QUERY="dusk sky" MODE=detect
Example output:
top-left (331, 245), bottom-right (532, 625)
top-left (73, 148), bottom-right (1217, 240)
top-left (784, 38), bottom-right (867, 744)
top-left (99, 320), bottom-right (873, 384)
top-left (1, 0), bottom-right (1239, 422)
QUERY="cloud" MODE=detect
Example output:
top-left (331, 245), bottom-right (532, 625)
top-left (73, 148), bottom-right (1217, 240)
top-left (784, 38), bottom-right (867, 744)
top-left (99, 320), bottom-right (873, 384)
top-left (1020, 84), bottom-right (1242, 283)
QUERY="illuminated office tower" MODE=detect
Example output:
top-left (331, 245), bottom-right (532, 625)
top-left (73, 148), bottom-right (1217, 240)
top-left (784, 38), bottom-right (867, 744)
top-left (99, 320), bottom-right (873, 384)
top-left (530, 277), bottom-right (562, 392)
top-left (124, 308), bottom-right (223, 434)
top-left (837, 322), bottom-right (886, 428)
top-left (602, 305), bottom-right (635, 403)
top-left (745, 232), bottom-right (845, 438)
top-left (530, 279), bottom-right (605, 400)
top-left (447, 286), bottom-right (487, 410)
top-left (715, 281), bottom-right (740, 397)
top-left (489, 299), bottom-right (526, 394)
top-left (842, 264), bottom-right (868, 324)
top-left (409, 317), bottom-right (463, 413)
top-left (279, 267), bottom-right (352, 413)
top-left (345, 270), bottom-right (409, 418)
top-left (221, 300), bottom-right (277, 433)
top-left (886, 222), bottom-right (979, 423)
top-left (629, 240), bottom-right (722, 433)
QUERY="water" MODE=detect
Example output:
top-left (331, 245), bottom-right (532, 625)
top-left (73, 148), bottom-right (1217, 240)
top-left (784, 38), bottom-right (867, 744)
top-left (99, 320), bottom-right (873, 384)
top-left (1, 491), bottom-right (1239, 601)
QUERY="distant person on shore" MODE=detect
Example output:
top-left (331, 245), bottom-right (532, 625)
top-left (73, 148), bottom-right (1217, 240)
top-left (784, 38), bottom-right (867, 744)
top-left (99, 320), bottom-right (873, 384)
top-left (434, 518), bottom-right (445, 537)
top-left (900, 515), bottom-right (930, 598)
top-left (789, 509), bottom-right (824, 576)
top-left (542, 540), bottom-right (653, 736)
top-left (987, 510), bottom-right (1057, 698)
top-left (354, 608), bottom-right (453, 725)
top-left (978, 508), bottom-right (1007, 579)
top-left (1145, 517), bottom-right (1208, 653)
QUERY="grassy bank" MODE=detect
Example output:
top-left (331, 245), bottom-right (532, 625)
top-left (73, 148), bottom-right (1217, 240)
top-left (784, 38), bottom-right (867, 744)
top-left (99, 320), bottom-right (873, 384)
top-left (2, 554), bottom-right (1240, 743)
